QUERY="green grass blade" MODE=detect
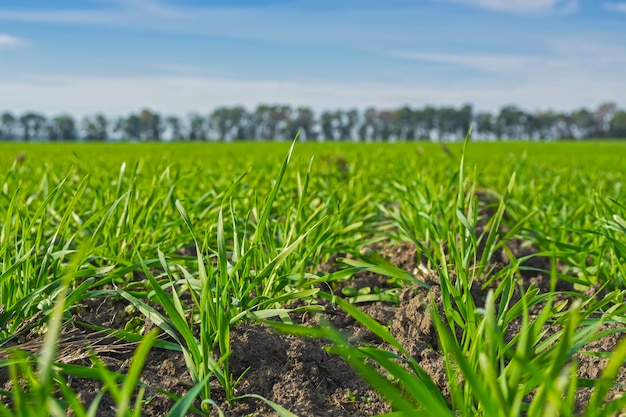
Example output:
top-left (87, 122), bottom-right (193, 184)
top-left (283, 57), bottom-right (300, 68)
top-left (235, 394), bottom-right (299, 417)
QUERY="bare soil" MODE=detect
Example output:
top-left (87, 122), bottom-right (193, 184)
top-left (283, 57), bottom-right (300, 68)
top-left (1, 240), bottom-right (624, 416)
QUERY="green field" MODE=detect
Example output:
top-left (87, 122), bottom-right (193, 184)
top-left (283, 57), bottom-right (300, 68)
top-left (0, 140), bottom-right (625, 416)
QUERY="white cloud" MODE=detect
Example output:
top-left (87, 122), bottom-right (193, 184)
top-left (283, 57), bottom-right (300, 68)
top-left (391, 38), bottom-right (626, 82)
top-left (0, 70), bottom-right (623, 118)
top-left (546, 39), bottom-right (626, 74)
top-left (389, 51), bottom-right (535, 72)
top-left (0, 33), bottom-right (27, 48)
top-left (0, 0), bottom-right (622, 117)
top-left (0, 0), bottom-right (260, 26)
top-left (604, 2), bottom-right (626, 12)
top-left (0, 2), bottom-right (342, 46)
top-left (435, 0), bottom-right (578, 14)
top-left (118, 0), bottom-right (190, 19)
top-left (0, 10), bottom-right (115, 24)
top-left (0, 0), bottom-right (200, 28)
top-left (4, 37), bottom-right (621, 117)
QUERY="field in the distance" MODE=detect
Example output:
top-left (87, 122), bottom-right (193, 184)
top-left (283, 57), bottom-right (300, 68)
top-left (0, 140), bottom-right (625, 417)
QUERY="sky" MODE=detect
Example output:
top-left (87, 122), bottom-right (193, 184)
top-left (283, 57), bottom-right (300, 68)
top-left (0, 0), bottom-right (625, 118)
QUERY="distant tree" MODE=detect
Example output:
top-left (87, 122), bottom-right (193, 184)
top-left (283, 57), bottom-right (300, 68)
top-left (211, 107), bottom-right (231, 142)
top-left (82, 114), bottom-right (108, 141)
top-left (523, 113), bottom-right (541, 141)
top-left (273, 105), bottom-right (292, 141)
top-left (475, 112), bottom-right (494, 140)
top-left (19, 112), bottom-right (47, 141)
top-left (594, 102), bottom-right (617, 137)
top-left (233, 107), bottom-right (251, 140)
top-left (437, 107), bottom-right (456, 141)
top-left (414, 107), bottom-right (435, 141)
top-left (320, 111), bottom-right (335, 141)
top-left (300, 107), bottom-right (317, 141)
top-left (112, 117), bottom-right (126, 141)
top-left (0, 112), bottom-right (17, 141)
top-left (214, 107), bottom-right (242, 141)
top-left (456, 104), bottom-right (473, 140)
top-left (120, 114), bottom-right (141, 141)
top-left (244, 110), bottom-right (260, 140)
top-left (138, 109), bottom-right (162, 141)
top-left (82, 117), bottom-right (96, 141)
top-left (358, 107), bottom-right (378, 142)
top-left (496, 105), bottom-right (526, 140)
top-left (253, 105), bottom-right (271, 140)
top-left (4, 103), bottom-right (626, 143)
top-left (265, 105), bottom-right (285, 140)
top-left (48, 115), bottom-right (77, 141)
top-left (32, 114), bottom-right (47, 141)
top-left (210, 106), bottom-right (248, 141)
top-left (340, 109), bottom-right (359, 141)
top-left (571, 108), bottom-right (596, 139)
top-left (610, 110), bottom-right (626, 138)
top-left (95, 114), bottom-right (108, 141)
top-left (378, 110), bottom-right (394, 141)
top-left (536, 111), bottom-right (557, 140)
top-left (393, 106), bottom-right (415, 141)
top-left (165, 115), bottom-right (184, 141)
top-left (188, 113), bottom-right (208, 141)
top-left (283, 107), bottom-right (315, 141)
top-left (283, 118), bottom-right (299, 141)
top-left (555, 112), bottom-right (575, 140)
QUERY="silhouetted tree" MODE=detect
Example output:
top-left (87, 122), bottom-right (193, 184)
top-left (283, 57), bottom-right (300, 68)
top-left (497, 105), bottom-right (526, 140)
top-left (359, 108), bottom-right (378, 142)
top-left (378, 110), bottom-right (394, 141)
top-left (1, 102), bottom-right (625, 142)
top-left (571, 108), bottom-right (596, 139)
top-left (165, 115), bottom-right (184, 141)
top-left (475, 112), bottom-right (494, 140)
top-left (0, 112), bottom-right (17, 141)
top-left (19, 112), bottom-right (47, 141)
top-left (393, 106), bottom-right (415, 141)
top-left (320, 111), bottom-right (335, 141)
top-left (47, 115), bottom-right (77, 141)
top-left (456, 104), bottom-right (473, 140)
top-left (283, 107), bottom-right (315, 141)
top-left (594, 102), bottom-right (617, 137)
top-left (188, 113), bottom-right (208, 141)
top-left (610, 110), bottom-right (626, 138)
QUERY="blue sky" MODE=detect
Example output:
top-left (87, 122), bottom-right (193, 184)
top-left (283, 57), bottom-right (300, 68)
top-left (0, 0), bottom-right (625, 118)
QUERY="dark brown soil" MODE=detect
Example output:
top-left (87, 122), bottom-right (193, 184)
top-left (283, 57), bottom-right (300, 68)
top-left (1, 239), bottom-right (624, 416)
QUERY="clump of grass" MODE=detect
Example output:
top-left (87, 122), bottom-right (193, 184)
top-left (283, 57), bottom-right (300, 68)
top-left (270, 131), bottom-right (626, 416)
top-left (1, 137), bottom-right (625, 415)
top-left (118, 137), bottom-right (328, 410)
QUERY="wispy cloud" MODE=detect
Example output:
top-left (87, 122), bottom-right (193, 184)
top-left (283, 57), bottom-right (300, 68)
top-left (604, 2), bottom-right (626, 12)
top-left (1, 66), bottom-right (624, 117)
top-left (435, 0), bottom-right (578, 14)
top-left (0, 0), bottom-right (194, 26)
top-left (0, 5), bottom-right (186, 27)
top-left (547, 38), bottom-right (626, 71)
top-left (0, 0), bottom-right (271, 24)
top-left (389, 51), bottom-right (535, 72)
top-left (0, 1), bottom-right (434, 53)
top-left (0, 9), bottom-right (122, 25)
top-left (0, 33), bottom-right (27, 48)
top-left (0, 1), bottom-right (333, 44)
top-left (0, 0), bottom-right (622, 116)
top-left (391, 36), bottom-right (626, 77)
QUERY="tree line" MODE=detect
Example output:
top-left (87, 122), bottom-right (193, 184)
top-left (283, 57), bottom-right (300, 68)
top-left (1, 102), bottom-right (625, 142)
